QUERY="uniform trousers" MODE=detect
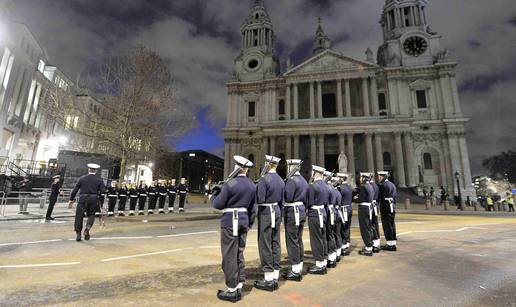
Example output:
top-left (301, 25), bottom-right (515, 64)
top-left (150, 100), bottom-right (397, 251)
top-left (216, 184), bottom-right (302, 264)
top-left (257, 209), bottom-right (281, 272)
top-left (118, 197), bottom-right (127, 211)
top-left (341, 207), bottom-right (353, 245)
top-left (380, 204), bottom-right (397, 242)
top-left (221, 226), bottom-right (248, 289)
top-left (148, 196), bottom-right (157, 210)
top-left (179, 192), bottom-right (187, 209)
top-left (108, 197), bottom-right (117, 213)
top-left (168, 192), bottom-right (176, 210)
top-left (138, 197), bottom-right (147, 211)
top-left (129, 197), bottom-right (138, 211)
top-left (284, 211), bottom-right (305, 265)
top-left (307, 209), bottom-right (327, 262)
top-left (74, 195), bottom-right (97, 233)
top-left (371, 203), bottom-right (380, 242)
top-left (358, 205), bottom-right (373, 248)
top-left (325, 206), bottom-right (337, 255)
top-left (45, 194), bottom-right (58, 219)
top-left (158, 195), bottom-right (166, 209)
top-left (334, 214), bottom-right (343, 251)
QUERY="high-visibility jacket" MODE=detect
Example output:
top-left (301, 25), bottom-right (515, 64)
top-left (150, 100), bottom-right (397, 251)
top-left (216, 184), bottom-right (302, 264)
top-left (507, 196), bottom-right (514, 205)
top-left (486, 197), bottom-right (494, 206)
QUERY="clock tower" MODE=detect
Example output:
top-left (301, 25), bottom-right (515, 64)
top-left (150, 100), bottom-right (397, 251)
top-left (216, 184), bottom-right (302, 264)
top-left (232, 0), bottom-right (279, 82)
top-left (377, 0), bottom-right (448, 67)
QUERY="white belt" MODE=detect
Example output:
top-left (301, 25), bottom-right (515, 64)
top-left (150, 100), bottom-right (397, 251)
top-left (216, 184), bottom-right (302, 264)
top-left (360, 202), bottom-right (373, 220)
top-left (327, 204), bottom-right (335, 225)
top-left (337, 206), bottom-right (345, 223)
top-left (148, 193), bottom-right (156, 195)
top-left (385, 198), bottom-right (395, 213)
top-left (259, 203), bottom-right (278, 228)
top-left (159, 193), bottom-right (167, 196)
top-left (140, 194), bottom-right (147, 197)
top-left (311, 205), bottom-right (325, 229)
top-left (285, 202), bottom-right (303, 226)
top-left (130, 195), bottom-right (138, 198)
top-left (222, 208), bottom-right (248, 236)
top-left (179, 191), bottom-right (187, 194)
top-left (169, 191), bottom-right (176, 194)
top-left (372, 200), bottom-right (378, 216)
top-left (108, 194), bottom-right (117, 197)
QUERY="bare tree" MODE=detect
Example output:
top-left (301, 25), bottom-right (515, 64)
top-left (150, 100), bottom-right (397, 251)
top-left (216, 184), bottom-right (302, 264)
top-left (42, 46), bottom-right (192, 180)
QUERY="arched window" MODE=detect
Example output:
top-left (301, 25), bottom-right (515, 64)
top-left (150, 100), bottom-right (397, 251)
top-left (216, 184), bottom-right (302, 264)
top-left (423, 152), bottom-right (433, 170)
top-left (383, 152), bottom-right (392, 166)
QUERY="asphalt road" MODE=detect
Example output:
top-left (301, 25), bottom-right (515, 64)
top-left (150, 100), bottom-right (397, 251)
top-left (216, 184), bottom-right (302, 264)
top-left (0, 209), bottom-right (515, 306)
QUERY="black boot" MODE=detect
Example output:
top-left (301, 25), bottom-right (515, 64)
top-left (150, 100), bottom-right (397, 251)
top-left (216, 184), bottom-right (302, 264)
top-left (381, 245), bottom-right (397, 252)
top-left (327, 260), bottom-right (337, 268)
top-left (253, 279), bottom-right (276, 291)
top-left (342, 248), bottom-right (350, 256)
top-left (283, 270), bottom-right (302, 281)
top-left (307, 265), bottom-right (327, 275)
top-left (373, 246), bottom-right (381, 253)
top-left (84, 229), bottom-right (90, 241)
top-left (336, 255), bottom-right (342, 262)
top-left (358, 248), bottom-right (373, 256)
top-left (76, 232), bottom-right (82, 242)
top-left (216, 289), bottom-right (241, 303)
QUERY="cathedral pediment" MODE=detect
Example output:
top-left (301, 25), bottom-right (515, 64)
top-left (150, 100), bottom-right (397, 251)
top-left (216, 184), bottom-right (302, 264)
top-left (284, 49), bottom-right (377, 76)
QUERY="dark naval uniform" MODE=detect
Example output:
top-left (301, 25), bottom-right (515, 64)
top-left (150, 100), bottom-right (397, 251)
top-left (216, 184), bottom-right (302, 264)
top-left (128, 187), bottom-right (139, 214)
top-left (370, 180), bottom-right (381, 250)
top-left (70, 173), bottom-right (105, 238)
top-left (332, 186), bottom-right (343, 259)
top-left (380, 179), bottom-right (398, 249)
top-left (307, 179), bottom-right (329, 272)
top-left (167, 183), bottom-right (177, 212)
top-left (45, 180), bottom-right (61, 220)
top-left (283, 173), bottom-right (308, 276)
top-left (147, 185), bottom-right (158, 213)
top-left (157, 184), bottom-right (168, 212)
top-left (325, 182), bottom-right (339, 266)
top-left (137, 186), bottom-right (147, 215)
top-left (106, 186), bottom-right (118, 215)
top-left (340, 183), bottom-right (353, 253)
top-left (212, 174), bottom-right (256, 298)
top-left (256, 171), bottom-right (285, 284)
top-left (358, 181), bottom-right (375, 254)
top-left (178, 183), bottom-right (188, 211)
top-left (117, 186), bottom-right (128, 215)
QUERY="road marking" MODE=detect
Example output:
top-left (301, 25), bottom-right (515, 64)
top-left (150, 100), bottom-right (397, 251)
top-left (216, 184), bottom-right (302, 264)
top-left (397, 231), bottom-right (413, 236)
top-left (0, 261), bottom-right (80, 268)
top-left (198, 246), bottom-right (220, 249)
top-left (91, 236), bottom-right (153, 241)
top-left (157, 230), bottom-right (218, 238)
top-left (101, 247), bottom-right (195, 262)
top-left (456, 227), bottom-right (487, 232)
top-left (0, 239), bottom-right (63, 247)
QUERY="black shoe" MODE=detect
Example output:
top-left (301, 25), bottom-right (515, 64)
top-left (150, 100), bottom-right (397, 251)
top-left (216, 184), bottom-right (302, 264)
top-left (307, 266), bottom-right (327, 275)
top-left (148, 211), bottom-right (154, 215)
top-left (358, 249), bottom-right (373, 256)
top-left (138, 212), bottom-right (144, 216)
top-left (159, 211), bottom-right (165, 214)
top-left (253, 279), bottom-right (276, 291)
top-left (45, 217), bottom-right (55, 222)
top-left (381, 245), bottom-right (397, 252)
top-left (327, 260), bottom-right (337, 268)
top-left (373, 246), bottom-right (381, 253)
top-left (283, 270), bottom-right (302, 281)
top-left (108, 213), bottom-right (114, 217)
top-left (342, 248), bottom-right (350, 256)
top-left (336, 256), bottom-right (341, 262)
top-left (129, 213), bottom-right (135, 216)
top-left (118, 213), bottom-right (124, 217)
top-left (76, 233), bottom-right (82, 242)
top-left (84, 229), bottom-right (90, 241)
top-left (216, 289), bottom-right (241, 303)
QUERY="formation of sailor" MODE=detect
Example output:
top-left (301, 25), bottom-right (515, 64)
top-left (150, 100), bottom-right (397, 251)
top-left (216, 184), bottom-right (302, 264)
top-left (337, 173), bottom-right (353, 256)
top-left (211, 156), bottom-right (256, 303)
top-left (69, 163), bottom-right (106, 242)
top-left (106, 181), bottom-right (118, 217)
top-left (379, 171), bottom-right (398, 251)
top-left (254, 155), bottom-right (285, 292)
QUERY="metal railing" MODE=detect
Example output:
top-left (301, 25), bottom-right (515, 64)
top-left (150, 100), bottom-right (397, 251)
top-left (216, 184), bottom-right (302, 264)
top-left (0, 188), bottom-right (73, 217)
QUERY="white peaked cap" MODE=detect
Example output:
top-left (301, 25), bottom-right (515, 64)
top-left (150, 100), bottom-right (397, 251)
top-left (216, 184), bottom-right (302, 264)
top-left (312, 165), bottom-right (326, 174)
top-left (336, 173), bottom-right (348, 179)
top-left (360, 172), bottom-right (372, 178)
top-left (286, 159), bottom-right (302, 166)
top-left (265, 155), bottom-right (281, 164)
top-left (377, 171), bottom-right (389, 176)
top-left (234, 155), bottom-right (254, 168)
top-left (87, 163), bottom-right (100, 169)
top-left (324, 171), bottom-right (333, 177)
top-left (331, 177), bottom-right (340, 182)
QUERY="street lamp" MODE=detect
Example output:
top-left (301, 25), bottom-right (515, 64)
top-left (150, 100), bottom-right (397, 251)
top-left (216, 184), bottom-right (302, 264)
top-left (455, 171), bottom-right (463, 210)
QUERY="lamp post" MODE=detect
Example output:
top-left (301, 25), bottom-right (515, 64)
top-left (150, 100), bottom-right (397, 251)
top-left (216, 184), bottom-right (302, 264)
top-left (455, 171), bottom-right (463, 210)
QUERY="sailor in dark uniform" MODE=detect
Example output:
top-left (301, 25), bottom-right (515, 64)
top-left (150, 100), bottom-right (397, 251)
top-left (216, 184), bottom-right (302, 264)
top-left (69, 164), bottom-right (106, 241)
top-left (117, 182), bottom-right (128, 216)
top-left (167, 179), bottom-right (177, 213)
top-left (106, 181), bottom-right (118, 217)
top-left (323, 171), bottom-right (338, 268)
top-left (283, 159), bottom-right (308, 282)
top-left (337, 173), bottom-right (353, 256)
top-left (370, 175), bottom-right (381, 253)
top-left (357, 172), bottom-right (375, 256)
top-left (45, 175), bottom-right (62, 221)
top-left (378, 171), bottom-right (398, 251)
top-left (157, 181), bottom-right (168, 214)
top-left (330, 176), bottom-right (343, 262)
top-left (137, 184), bottom-right (148, 215)
top-left (128, 184), bottom-right (139, 216)
top-left (211, 156), bottom-right (256, 303)
top-left (178, 178), bottom-right (188, 212)
top-left (254, 155), bottom-right (285, 292)
top-left (307, 165), bottom-right (329, 274)
top-left (147, 181), bottom-right (158, 214)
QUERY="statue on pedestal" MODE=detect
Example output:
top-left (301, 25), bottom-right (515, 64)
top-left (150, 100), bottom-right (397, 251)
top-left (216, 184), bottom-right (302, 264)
top-left (338, 151), bottom-right (348, 173)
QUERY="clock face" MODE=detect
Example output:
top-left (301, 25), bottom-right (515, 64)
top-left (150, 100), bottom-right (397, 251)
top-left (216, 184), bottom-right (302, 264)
top-left (403, 36), bottom-right (428, 57)
top-left (246, 57), bottom-right (261, 71)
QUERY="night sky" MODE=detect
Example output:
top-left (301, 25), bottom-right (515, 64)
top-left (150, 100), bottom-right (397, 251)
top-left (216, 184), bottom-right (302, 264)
top-left (9, 0), bottom-right (516, 175)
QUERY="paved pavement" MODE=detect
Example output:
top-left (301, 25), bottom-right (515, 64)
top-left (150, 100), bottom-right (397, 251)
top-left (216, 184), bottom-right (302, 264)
top-left (0, 208), bottom-right (515, 306)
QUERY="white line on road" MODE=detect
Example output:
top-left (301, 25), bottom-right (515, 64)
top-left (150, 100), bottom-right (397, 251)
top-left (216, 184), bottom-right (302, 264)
top-left (0, 261), bottom-right (80, 269)
top-left (101, 248), bottom-right (194, 262)
top-left (157, 231), bottom-right (218, 238)
top-left (90, 236), bottom-right (154, 241)
top-left (0, 239), bottom-right (64, 247)
top-left (397, 231), bottom-right (413, 236)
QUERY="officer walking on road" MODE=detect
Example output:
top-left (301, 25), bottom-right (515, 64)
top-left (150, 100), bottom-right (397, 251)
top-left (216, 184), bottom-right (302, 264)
top-left (69, 164), bottom-right (106, 242)
top-left (45, 175), bottom-right (62, 221)
top-left (379, 171), bottom-right (398, 251)
top-left (211, 156), bottom-right (256, 303)
top-left (283, 159), bottom-right (308, 282)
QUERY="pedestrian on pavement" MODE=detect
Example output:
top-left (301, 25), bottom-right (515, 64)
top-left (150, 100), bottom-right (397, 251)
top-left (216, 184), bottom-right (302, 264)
top-left (486, 196), bottom-right (494, 212)
top-left (17, 176), bottom-right (32, 214)
top-left (507, 192), bottom-right (515, 212)
top-left (45, 175), bottom-right (62, 221)
top-left (430, 187), bottom-right (435, 206)
top-left (211, 155), bottom-right (256, 303)
top-left (440, 186), bottom-right (448, 205)
top-left (69, 164), bottom-right (106, 242)
top-left (128, 183), bottom-right (139, 216)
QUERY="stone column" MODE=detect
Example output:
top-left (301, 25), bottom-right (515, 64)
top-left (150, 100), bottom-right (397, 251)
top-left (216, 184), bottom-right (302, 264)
top-left (309, 82), bottom-right (315, 119)
top-left (450, 76), bottom-right (462, 115)
top-left (346, 133), bottom-right (355, 181)
top-left (285, 84), bottom-right (291, 120)
top-left (293, 135), bottom-right (300, 159)
top-left (336, 79), bottom-right (343, 117)
top-left (224, 141), bottom-right (231, 177)
top-left (458, 135), bottom-right (473, 190)
top-left (261, 137), bottom-right (268, 155)
top-left (318, 134), bottom-right (325, 167)
top-left (317, 81), bottom-right (323, 118)
top-left (362, 78), bottom-right (370, 116)
top-left (374, 133), bottom-right (384, 171)
top-left (394, 132), bottom-right (406, 187)
top-left (270, 136), bottom-right (276, 155)
top-left (310, 134), bottom-right (317, 165)
top-left (293, 83), bottom-right (299, 120)
top-left (404, 132), bottom-right (417, 187)
top-left (338, 134), bottom-right (345, 157)
top-left (365, 133), bottom-right (374, 172)
top-left (345, 79), bottom-right (351, 117)
top-left (370, 77), bottom-right (379, 116)
top-left (286, 135), bottom-right (292, 158)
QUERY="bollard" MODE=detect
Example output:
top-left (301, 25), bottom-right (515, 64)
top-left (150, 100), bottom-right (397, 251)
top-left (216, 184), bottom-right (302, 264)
top-left (405, 198), bottom-right (411, 210)
top-left (425, 199), bottom-right (431, 210)
top-left (444, 200), bottom-right (449, 211)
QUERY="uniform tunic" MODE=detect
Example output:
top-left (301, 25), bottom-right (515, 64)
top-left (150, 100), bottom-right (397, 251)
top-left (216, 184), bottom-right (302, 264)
top-left (45, 181), bottom-right (61, 219)
top-left (307, 179), bottom-right (329, 262)
top-left (147, 186), bottom-right (158, 210)
top-left (138, 187), bottom-right (147, 212)
top-left (128, 188), bottom-right (139, 211)
top-left (212, 175), bottom-right (256, 289)
top-left (379, 179), bottom-right (398, 242)
top-left (168, 184), bottom-right (177, 210)
top-left (357, 182), bottom-right (374, 248)
top-left (157, 185), bottom-right (168, 209)
top-left (70, 173), bottom-right (106, 233)
top-left (339, 183), bottom-right (353, 246)
top-left (256, 171), bottom-right (285, 273)
top-left (283, 174), bottom-right (308, 265)
top-left (178, 184), bottom-right (188, 209)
